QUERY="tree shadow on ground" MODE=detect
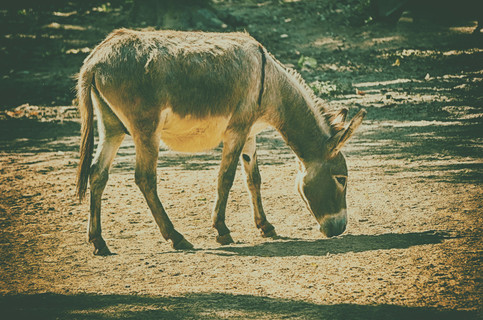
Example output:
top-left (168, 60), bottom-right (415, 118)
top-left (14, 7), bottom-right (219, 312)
top-left (354, 118), bottom-right (481, 158)
top-left (208, 231), bottom-right (457, 258)
top-left (0, 119), bottom-right (79, 140)
top-left (0, 119), bottom-right (80, 152)
top-left (347, 116), bottom-right (482, 184)
top-left (0, 292), bottom-right (478, 320)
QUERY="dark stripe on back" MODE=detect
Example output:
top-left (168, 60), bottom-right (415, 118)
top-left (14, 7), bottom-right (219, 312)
top-left (257, 45), bottom-right (266, 107)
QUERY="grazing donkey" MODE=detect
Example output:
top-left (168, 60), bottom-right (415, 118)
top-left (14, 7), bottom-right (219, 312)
top-left (76, 28), bottom-right (366, 255)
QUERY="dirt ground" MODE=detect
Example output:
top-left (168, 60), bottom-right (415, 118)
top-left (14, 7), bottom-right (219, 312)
top-left (0, 1), bottom-right (482, 319)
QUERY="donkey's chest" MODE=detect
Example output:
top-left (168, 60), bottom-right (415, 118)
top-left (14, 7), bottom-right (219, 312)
top-left (158, 109), bottom-right (230, 152)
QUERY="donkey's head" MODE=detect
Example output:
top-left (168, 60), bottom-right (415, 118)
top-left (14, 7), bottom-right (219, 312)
top-left (296, 109), bottom-right (366, 237)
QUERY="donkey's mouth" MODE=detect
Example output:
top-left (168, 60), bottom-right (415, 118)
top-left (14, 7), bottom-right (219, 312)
top-left (319, 209), bottom-right (347, 238)
top-left (320, 222), bottom-right (346, 238)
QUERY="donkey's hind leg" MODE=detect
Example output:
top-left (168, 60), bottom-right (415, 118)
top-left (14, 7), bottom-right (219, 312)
top-left (132, 134), bottom-right (193, 250)
top-left (89, 91), bottom-right (125, 255)
top-left (241, 136), bottom-right (277, 238)
top-left (89, 134), bottom-right (124, 255)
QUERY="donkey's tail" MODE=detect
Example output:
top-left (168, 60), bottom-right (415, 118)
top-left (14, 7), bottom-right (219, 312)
top-left (76, 67), bottom-right (95, 202)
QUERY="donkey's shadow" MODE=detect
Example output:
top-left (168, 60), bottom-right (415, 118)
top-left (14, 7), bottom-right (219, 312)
top-left (208, 230), bottom-right (457, 258)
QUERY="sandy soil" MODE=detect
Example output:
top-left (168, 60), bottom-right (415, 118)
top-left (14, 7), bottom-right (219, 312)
top-left (0, 1), bottom-right (482, 319)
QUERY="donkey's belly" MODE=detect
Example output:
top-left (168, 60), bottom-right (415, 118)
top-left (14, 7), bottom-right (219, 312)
top-left (158, 109), bottom-right (230, 152)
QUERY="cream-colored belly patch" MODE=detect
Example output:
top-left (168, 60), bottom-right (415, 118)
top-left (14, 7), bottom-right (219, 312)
top-left (158, 109), bottom-right (230, 152)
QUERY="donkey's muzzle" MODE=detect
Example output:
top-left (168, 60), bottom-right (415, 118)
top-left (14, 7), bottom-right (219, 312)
top-left (319, 209), bottom-right (347, 238)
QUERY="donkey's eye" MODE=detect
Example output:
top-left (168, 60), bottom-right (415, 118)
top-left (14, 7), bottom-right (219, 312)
top-left (335, 176), bottom-right (347, 187)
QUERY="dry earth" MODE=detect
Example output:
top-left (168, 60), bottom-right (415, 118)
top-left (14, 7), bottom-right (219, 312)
top-left (0, 1), bottom-right (482, 319)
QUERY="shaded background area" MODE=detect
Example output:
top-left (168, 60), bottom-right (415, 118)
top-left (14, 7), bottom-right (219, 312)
top-left (0, 0), bottom-right (482, 108)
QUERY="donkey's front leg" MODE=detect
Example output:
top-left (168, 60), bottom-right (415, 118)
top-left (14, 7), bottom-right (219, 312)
top-left (241, 136), bottom-right (277, 238)
top-left (212, 126), bottom-right (249, 245)
top-left (133, 134), bottom-right (193, 250)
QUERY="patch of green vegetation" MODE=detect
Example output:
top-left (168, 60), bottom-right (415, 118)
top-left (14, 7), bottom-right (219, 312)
top-left (309, 80), bottom-right (337, 97)
top-left (298, 56), bottom-right (317, 69)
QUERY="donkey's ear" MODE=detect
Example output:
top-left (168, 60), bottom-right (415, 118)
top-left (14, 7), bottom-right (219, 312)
top-left (333, 108), bottom-right (348, 124)
top-left (326, 129), bottom-right (345, 157)
top-left (326, 109), bottom-right (366, 158)
top-left (326, 108), bottom-right (349, 134)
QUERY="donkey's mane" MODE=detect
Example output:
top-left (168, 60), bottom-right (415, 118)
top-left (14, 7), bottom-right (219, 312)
top-left (266, 51), bottom-right (345, 134)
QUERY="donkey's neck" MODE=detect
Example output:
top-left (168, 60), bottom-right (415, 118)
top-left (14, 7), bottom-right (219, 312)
top-left (265, 63), bottom-right (330, 163)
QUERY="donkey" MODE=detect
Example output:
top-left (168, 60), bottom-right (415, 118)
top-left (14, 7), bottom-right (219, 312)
top-left (76, 28), bottom-right (366, 255)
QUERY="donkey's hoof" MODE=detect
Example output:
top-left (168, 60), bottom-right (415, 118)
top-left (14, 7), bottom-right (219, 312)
top-left (260, 222), bottom-right (277, 238)
top-left (261, 228), bottom-right (277, 238)
top-left (93, 245), bottom-right (112, 256)
top-left (172, 237), bottom-right (194, 250)
top-left (216, 233), bottom-right (234, 245)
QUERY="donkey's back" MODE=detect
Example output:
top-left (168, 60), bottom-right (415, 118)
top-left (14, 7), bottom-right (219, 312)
top-left (81, 28), bottom-right (262, 120)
